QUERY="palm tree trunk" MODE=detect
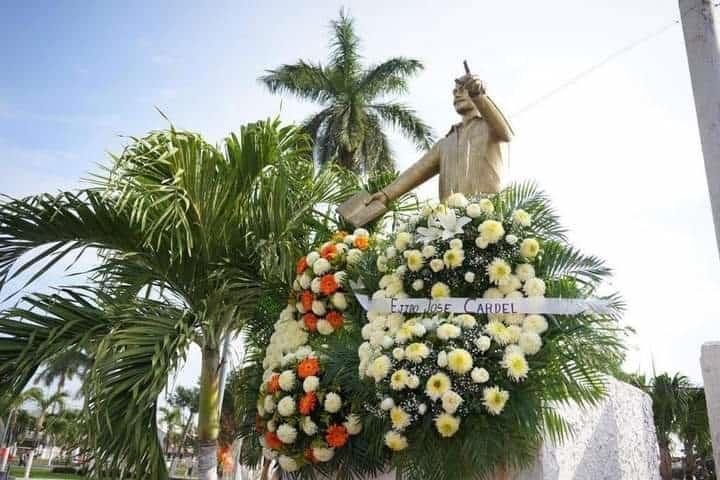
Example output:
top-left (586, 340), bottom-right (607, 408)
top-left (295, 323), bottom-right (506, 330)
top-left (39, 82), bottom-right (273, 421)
top-left (24, 414), bottom-right (45, 479)
top-left (0, 409), bottom-right (15, 472)
top-left (659, 444), bottom-right (673, 480)
top-left (339, 147), bottom-right (355, 170)
top-left (197, 345), bottom-right (221, 480)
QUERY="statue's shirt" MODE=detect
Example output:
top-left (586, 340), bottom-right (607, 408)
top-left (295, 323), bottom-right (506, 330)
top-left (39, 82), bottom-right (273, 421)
top-left (438, 116), bottom-right (503, 199)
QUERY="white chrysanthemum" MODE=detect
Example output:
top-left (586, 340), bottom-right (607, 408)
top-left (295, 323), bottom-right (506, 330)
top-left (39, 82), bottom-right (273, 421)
top-left (487, 258), bottom-right (513, 286)
top-left (306, 251), bottom-right (320, 266)
top-left (429, 258), bottom-right (445, 272)
top-left (395, 323), bottom-right (414, 344)
top-left (512, 209), bottom-right (532, 227)
top-left (426, 372), bottom-right (452, 401)
top-left (499, 275), bottom-right (522, 295)
top-left (344, 414), bottom-right (363, 435)
top-left (263, 395), bottom-right (275, 413)
top-left (443, 248), bottom-right (465, 268)
top-left (524, 278), bottom-right (546, 297)
top-left (411, 279), bottom-right (424, 291)
top-left (506, 325), bottom-right (522, 343)
top-left (483, 287), bottom-right (503, 299)
top-left (386, 246), bottom-right (397, 258)
top-left (431, 282), bottom-right (450, 298)
top-left (523, 314), bottom-right (548, 334)
top-left (343, 234), bottom-right (355, 245)
top-left (405, 342), bottom-right (430, 363)
top-left (354, 228), bottom-right (370, 238)
top-left (479, 198), bottom-right (495, 214)
top-left (449, 238), bottom-right (463, 250)
top-left (441, 390), bottom-right (463, 414)
top-left (277, 396), bottom-right (296, 417)
top-left (505, 234), bottom-right (518, 245)
top-left (313, 447), bottom-right (335, 462)
top-left (405, 249), bottom-right (425, 272)
top-left (377, 255), bottom-right (388, 272)
top-left (456, 313), bottom-right (477, 328)
top-left (301, 416), bottom-right (318, 435)
top-left (395, 231), bottom-right (412, 251)
top-left (435, 413), bottom-right (460, 437)
top-left (369, 355), bottom-right (392, 382)
top-left (303, 375), bottom-right (320, 392)
top-left (266, 419), bottom-right (276, 432)
top-left (519, 331), bottom-right (543, 355)
top-left (317, 319), bottom-right (334, 335)
top-left (437, 323), bottom-right (461, 341)
top-left (330, 292), bottom-right (347, 310)
top-left (390, 406), bottom-right (411, 430)
top-left (474, 335), bottom-right (492, 352)
top-left (478, 232), bottom-right (491, 247)
top-left (447, 192), bottom-right (469, 208)
top-left (464, 271), bottom-right (476, 283)
top-left (466, 203), bottom-right (482, 218)
top-left (324, 392), bottom-right (342, 413)
top-left (407, 374), bottom-right (420, 389)
top-left (390, 369), bottom-right (410, 390)
top-left (312, 300), bottom-right (327, 316)
top-left (347, 248), bottom-right (363, 265)
top-left (516, 263), bottom-right (536, 282)
top-left (380, 397), bottom-right (395, 411)
top-left (486, 320), bottom-right (512, 345)
top-left (437, 350), bottom-right (448, 367)
top-left (447, 348), bottom-right (473, 374)
top-left (520, 238), bottom-right (540, 258)
top-left (313, 258), bottom-right (331, 276)
top-left (479, 220), bottom-right (505, 243)
top-left (483, 386), bottom-right (510, 415)
top-left (392, 347), bottom-right (405, 361)
top-left (385, 431), bottom-right (408, 451)
top-left (298, 273), bottom-right (311, 290)
top-left (471, 367), bottom-right (490, 383)
top-left (422, 245), bottom-right (437, 258)
top-left (277, 424), bottom-right (298, 444)
top-left (503, 351), bottom-right (529, 381)
top-left (278, 455), bottom-right (299, 472)
top-left (279, 370), bottom-right (296, 391)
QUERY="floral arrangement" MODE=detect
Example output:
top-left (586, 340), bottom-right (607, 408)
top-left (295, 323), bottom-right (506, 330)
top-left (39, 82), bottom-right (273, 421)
top-left (254, 229), bottom-right (373, 473)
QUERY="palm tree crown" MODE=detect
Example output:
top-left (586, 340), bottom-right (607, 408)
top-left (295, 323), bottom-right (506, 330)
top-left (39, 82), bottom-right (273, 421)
top-left (260, 10), bottom-right (434, 173)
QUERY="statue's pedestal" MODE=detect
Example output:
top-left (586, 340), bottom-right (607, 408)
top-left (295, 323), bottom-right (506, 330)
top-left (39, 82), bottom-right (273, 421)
top-left (361, 378), bottom-right (660, 480)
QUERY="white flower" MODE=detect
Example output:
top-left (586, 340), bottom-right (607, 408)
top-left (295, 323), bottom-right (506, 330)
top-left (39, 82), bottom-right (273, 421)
top-left (524, 278), bottom-right (546, 297)
top-left (312, 300), bottom-right (326, 316)
top-left (447, 348), bottom-right (473, 374)
top-left (405, 342), bottom-right (430, 363)
top-left (395, 231), bottom-right (413, 251)
top-left (447, 192), bottom-right (469, 208)
top-left (429, 258), bottom-right (445, 273)
top-left (347, 248), bottom-right (363, 265)
top-left (333, 270), bottom-right (347, 285)
top-left (310, 277), bottom-right (321, 293)
top-left (381, 397), bottom-right (395, 411)
top-left (435, 413), bottom-right (460, 437)
top-left (330, 292), bottom-right (347, 310)
top-left (441, 390), bottom-right (463, 414)
top-left (324, 392), bottom-right (342, 413)
top-left (437, 350), bottom-right (448, 367)
top-left (343, 234), bottom-right (355, 245)
top-left (483, 386), bottom-right (510, 415)
top-left (483, 288), bottom-right (503, 299)
top-left (523, 314), bottom-right (548, 334)
top-left (344, 414), bottom-right (363, 435)
top-left (426, 372), bottom-right (452, 401)
top-left (277, 396), bottom-right (296, 416)
top-left (313, 258), bottom-right (331, 276)
top-left (369, 355), bottom-right (392, 382)
top-left (505, 234), bottom-right (518, 245)
top-left (384, 431), bottom-right (408, 451)
top-left (303, 375), bottom-right (320, 392)
top-left (298, 273), bottom-right (311, 290)
top-left (434, 211), bottom-right (472, 240)
top-left (277, 424), bottom-right (297, 444)
top-left (516, 263), bottom-right (536, 282)
top-left (499, 275), bottom-right (522, 295)
top-left (390, 406), bottom-right (411, 430)
top-left (487, 258), bottom-right (513, 285)
top-left (411, 279), bottom-right (424, 291)
top-left (475, 236), bottom-right (489, 249)
top-left (306, 251), bottom-right (320, 266)
top-left (479, 198), bottom-right (495, 214)
top-left (431, 282), bottom-right (450, 298)
top-left (264, 396), bottom-right (276, 413)
top-left (464, 271), bottom-right (476, 283)
top-left (466, 203), bottom-right (483, 218)
top-left (390, 369), bottom-right (410, 390)
top-left (279, 370), bottom-right (296, 391)
top-left (386, 246), bottom-right (397, 258)
top-left (449, 238), bottom-right (463, 250)
top-left (313, 447), bottom-right (335, 462)
top-left (443, 248), bottom-right (465, 268)
top-left (407, 374), bottom-right (420, 389)
top-left (422, 245), bottom-right (437, 258)
top-left (317, 319), bottom-right (334, 335)
top-left (266, 419), bottom-right (276, 432)
top-left (456, 313), bottom-right (477, 328)
top-left (377, 255), bottom-right (388, 272)
top-left (519, 331), bottom-right (543, 355)
top-left (411, 323), bottom-right (427, 337)
top-left (393, 347), bottom-right (405, 361)
top-left (418, 403), bottom-right (428, 415)
top-left (301, 416), bottom-right (318, 435)
top-left (278, 455), bottom-right (299, 472)
top-left (512, 209), bottom-right (532, 227)
top-left (479, 220), bottom-right (505, 243)
top-left (262, 448), bottom-right (277, 459)
top-left (502, 350), bottom-right (529, 381)
top-left (354, 228), bottom-right (370, 238)
top-left (405, 249), bottom-right (425, 272)
top-left (471, 367), bottom-right (490, 383)
top-left (520, 238), bottom-right (540, 258)
top-left (437, 323), bottom-right (461, 341)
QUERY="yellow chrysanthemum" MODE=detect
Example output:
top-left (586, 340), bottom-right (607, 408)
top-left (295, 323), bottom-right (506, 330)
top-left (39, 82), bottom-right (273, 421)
top-left (483, 386), bottom-right (510, 415)
top-left (430, 282), bottom-right (450, 299)
top-left (479, 220), bottom-right (505, 243)
top-left (520, 238), bottom-right (540, 258)
top-left (446, 349), bottom-right (473, 375)
top-left (487, 258), bottom-right (512, 286)
top-left (512, 209), bottom-right (532, 227)
top-left (442, 248), bottom-right (465, 269)
top-left (390, 369), bottom-right (409, 390)
top-left (405, 342), bottom-right (430, 363)
top-left (426, 372), bottom-right (452, 401)
top-left (405, 249), bottom-right (425, 272)
top-left (434, 413), bottom-right (460, 437)
top-left (502, 351), bottom-right (529, 381)
top-left (384, 431), bottom-right (408, 451)
top-left (486, 320), bottom-right (512, 345)
top-left (390, 406), bottom-right (411, 430)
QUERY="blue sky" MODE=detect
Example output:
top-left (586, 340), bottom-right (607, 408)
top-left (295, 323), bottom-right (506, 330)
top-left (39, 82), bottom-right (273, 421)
top-left (2, 0), bottom-right (719, 397)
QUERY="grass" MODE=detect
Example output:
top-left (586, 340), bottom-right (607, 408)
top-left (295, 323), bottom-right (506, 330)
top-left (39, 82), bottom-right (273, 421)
top-left (8, 466), bottom-right (85, 479)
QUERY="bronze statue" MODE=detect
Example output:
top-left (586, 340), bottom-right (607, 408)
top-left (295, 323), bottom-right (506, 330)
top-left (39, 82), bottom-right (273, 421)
top-left (338, 64), bottom-right (513, 226)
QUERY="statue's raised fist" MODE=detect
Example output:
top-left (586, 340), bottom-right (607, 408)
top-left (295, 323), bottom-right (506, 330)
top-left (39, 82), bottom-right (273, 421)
top-left (456, 74), bottom-right (486, 97)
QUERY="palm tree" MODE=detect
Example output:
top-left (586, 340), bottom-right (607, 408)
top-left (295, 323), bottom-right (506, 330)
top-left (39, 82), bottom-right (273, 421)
top-left (647, 373), bottom-right (691, 480)
top-left (0, 118), bottom-right (357, 479)
top-left (23, 388), bottom-right (66, 479)
top-left (159, 406), bottom-right (182, 455)
top-left (260, 10), bottom-right (434, 172)
top-left (35, 350), bottom-right (90, 398)
top-left (676, 388), bottom-right (712, 479)
top-left (169, 386), bottom-right (200, 476)
top-left (0, 390), bottom-right (42, 472)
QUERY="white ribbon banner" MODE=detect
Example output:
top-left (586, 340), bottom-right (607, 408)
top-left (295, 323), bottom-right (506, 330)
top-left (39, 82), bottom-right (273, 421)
top-left (354, 294), bottom-right (612, 316)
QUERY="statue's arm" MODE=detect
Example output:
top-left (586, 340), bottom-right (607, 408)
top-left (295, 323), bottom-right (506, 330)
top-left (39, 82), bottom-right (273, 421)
top-left (471, 94), bottom-right (513, 142)
top-left (381, 142), bottom-right (441, 202)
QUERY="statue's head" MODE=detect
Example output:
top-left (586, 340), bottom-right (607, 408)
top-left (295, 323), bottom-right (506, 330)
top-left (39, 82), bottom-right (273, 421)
top-left (453, 79), bottom-right (475, 115)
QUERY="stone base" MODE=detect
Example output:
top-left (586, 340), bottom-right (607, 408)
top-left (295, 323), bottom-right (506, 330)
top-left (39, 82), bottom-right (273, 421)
top-left (363, 378), bottom-right (660, 480)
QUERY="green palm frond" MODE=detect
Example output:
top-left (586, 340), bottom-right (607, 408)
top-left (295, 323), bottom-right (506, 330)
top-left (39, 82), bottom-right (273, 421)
top-left (496, 181), bottom-right (567, 241)
top-left (537, 241), bottom-right (612, 288)
top-left (370, 102), bottom-right (434, 150)
top-left (259, 61), bottom-right (335, 104)
top-left (359, 57), bottom-right (424, 98)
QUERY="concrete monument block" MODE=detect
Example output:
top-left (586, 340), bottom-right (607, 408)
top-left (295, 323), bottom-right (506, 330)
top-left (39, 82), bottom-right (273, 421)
top-left (700, 342), bottom-right (720, 472)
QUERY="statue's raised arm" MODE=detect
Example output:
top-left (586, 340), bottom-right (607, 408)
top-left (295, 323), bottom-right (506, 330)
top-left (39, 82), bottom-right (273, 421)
top-left (338, 65), bottom-right (513, 227)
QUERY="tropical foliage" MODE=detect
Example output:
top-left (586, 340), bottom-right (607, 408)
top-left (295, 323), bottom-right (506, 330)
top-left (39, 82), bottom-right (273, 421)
top-left (260, 10), bottom-right (434, 172)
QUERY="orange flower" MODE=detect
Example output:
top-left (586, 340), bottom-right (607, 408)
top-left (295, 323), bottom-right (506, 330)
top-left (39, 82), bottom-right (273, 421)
top-left (296, 256), bottom-right (308, 274)
top-left (320, 242), bottom-right (337, 260)
top-left (298, 357), bottom-right (320, 379)
top-left (354, 236), bottom-right (369, 250)
top-left (304, 448), bottom-right (317, 463)
top-left (265, 431), bottom-right (282, 450)
top-left (331, 231), bottom-right (348, 242)
top-left (299, 392), bottom-right (318, 415)
top-left (303, 313), bottom-right (318, 332)
top-left (325, 424), bottom-right (349, 448)
top-left (320, 274), bottom-right (339, 296)
top-left (326, 311), bottom-right (344, 329)
top-left (267, 373), bottom-right (280, 394)
top-left (300, 290), bottom-right (314, 311)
